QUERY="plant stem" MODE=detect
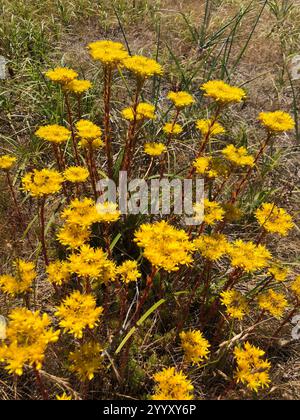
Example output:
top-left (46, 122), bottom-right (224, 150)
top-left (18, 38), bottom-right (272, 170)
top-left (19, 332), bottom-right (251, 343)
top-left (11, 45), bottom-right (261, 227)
top-left (64, 91), bottom-right (80, 165)
top-left (39, 197), bottom-right (49, 266)
top-left (34, 369), bottom-right (48, 400)
top-left (103, 66), bottom-right (114, 179)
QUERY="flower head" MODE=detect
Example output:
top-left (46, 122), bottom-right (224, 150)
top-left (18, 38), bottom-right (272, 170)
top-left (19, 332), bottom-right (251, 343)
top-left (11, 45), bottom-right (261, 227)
top-left (45, 67), bottom-right (78, 84)
top-left (0, 155), bottom-right (16, 171)
top-left (0, 260), bottom-right (36, 296)
top-left (69, 341), bottom-right (103, 381)
top-left (64, 166), bottom-right (89, 183)
top-left (196, 119), bottom-right (225, 136)
top-left (167, 91), bottom-right (195, 108)
top-left (56, 393), bottom-right (72, 400)
top-left (118, 260), bottom-right (141, 284)
top-left (220, 290), bottom-right (249, 320)
top-left (46, 261), bottom-right (71, 286)
top-left (88, 40), bottom-right (128, 67)
top-left (122, 103), bottom-right (156, 121)
top-left (259, 111), bottom-right (295, 132)
top-left (228, 240), bottom-right (271, 273)
top-left (180, 330), bottom-right (210, 365)
top-left (255, 203), bottom-right (293, 236)
top-left (123, 55), bottom-right (163, 79)
top-left (96, 202), bottom-right (121, 223)
top-left (290, 276), bottom-right (300, 298)
top-left (144, 142), bottom-right (166, 157)
top-left (65, 79), bottom-right (92, 94)
top-left (35, 125), bottom-right (71, 144)
top-left (193, 156), bottom-right (221, 179)
top-left (61, 198), bottom-right (100, 228)
top-left (258, 289), bottom-right (288, 319)
top-left (22, 169), bottom-right (64, 197)
top-left (57, 222), bottom-right (91, 249)
top-left (222, 144), bottom-right (255, 167)
top-left (163, 122), bottom-right (183, 135)
top-left (135, 221), bottom-right (194, 272)
top-left (268, 265), bottom-right (290, 282)
top-left (75, 119), bottom-right (102, 141)
top-left (203, 199), bottom-right (225, 226)
top-left (55, 291), bottom-right (103, 338)
top-left (201, 80), bottom-right (246, 104)
top-left (234, 342), bottom-right (271, 392)
top-left (152, 367), bottom-right (194, 400)
top-left (193, 234), bottom-right (229, 261)
top-left (0, 308), bottom-right (59, 375)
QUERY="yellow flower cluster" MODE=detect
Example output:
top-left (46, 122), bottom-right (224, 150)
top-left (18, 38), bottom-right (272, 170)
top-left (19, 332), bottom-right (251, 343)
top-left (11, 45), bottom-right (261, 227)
top-left (65, 79), bottom-right (92, 94)
top-left (255, 203), bottom-right (293, 236)
top-left (0, 155), bottom-right (17, 171)
top-left (180, 330), bottom-right (210, 365)
top-left (46, 260), bottom-right (71, 286)
top-left (0, 259), bottom-right (36, 296)
top-left (201, 80), bottom-right (246, 104)
top-left (96, 202), bottom-right (121, 223)
top-left (196, 119), bottom-right (225, 136)
top-left (258, 289), bottom-right (288, 319)
top-left (203, 199), bottom-right (225, 226)
top-left (152, 367), bottom-right (194, 400)
top-left (118, 260), bottom-right (141, 284)
top-left (228, 240), bottom-right (271, 273)
top-left (193, 156), bottom-right (219, 178)
top-left (123, 55), bottom-right (163, 79)
top-left (75, 119), bottom-right (103, 149)
top-left (222, 144), bottom-right (255, 167)
top-left (163, 122), bottom-right (183, 135)
top-left (234, 342), bottom-right (271, 392)
top-left (167, 91), bottom-right (195, 108)
top-left (88, 40), bottom-right (129, 67)
top-left (0, 308), bottom-right (59, 375)
top-left (61, 197), bottom-right (100, 227)
top-left (220, 290), bottom-right (249, 320)
top-left (68, 244), bottom-right (116, 281)
top-left (56, 393), bottom-right (72, 400)
top-left (55, 291), bottom-right (103, 338)
top-left (57, 222), bottom-right (91, 249)
top-left (64, 166), bottom-right (89, 183)
top-left (22, 168), bottom-right (64, 197)
top-left (259, 111), bottom-right (295, 132)
top-left (122, 103), bottom-right (156, 121)
top-left (193, 234), bottom-right (229, 261)
top-left (35, 125), bottom-right (71, 144)
top-left (291, 276), bottom-right (300, 298)
top-left (69, 341), bottom-right (103, 381)
top-left (144, 142), bottom-right (166, 157)
top-left (134, 221), bottom-right (194, 272)
top-left (268, 265), bottom-right (289, 282)
top-left (45, 67), bottom-right (78, 84)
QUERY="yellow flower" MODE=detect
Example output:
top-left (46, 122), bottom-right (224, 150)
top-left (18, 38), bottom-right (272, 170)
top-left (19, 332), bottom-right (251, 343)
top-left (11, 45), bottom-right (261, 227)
top-left (203, 199), bottom-right (225, 226)
top-left (88, 40), bottom-right (128, 67)
top-left (167, 91), bottom-right (195, 108)
top-left (222, 144), bottom-right (255, 167)
top-left (68, 244), bottom-right (116, 281)
top-left (220, 290), bottom-right (249, 320)
top-left (65, 79), bottom-right (92, 94)
top-left (35, 125), bottom-right (71, 144)
top-left (118, 260), bottom-right (141, 284)
top-left (134, 221), bottom-right (194, 272)
top-left (22, 168), bottom-right (64, 197)
top-left (46, 261), bottom-right (71, 286)
top-left (196, 119), bottom-right (225, 136)
top-left (123, 55), bottom-right (163, 79)
top-left (193, 156), bottom-right (219, 178)
top-left (180, 330), bottom-right (210, 365)
top-left (75, 119), bottom-right (102, 140)
top-left (258, 289), bottom-right (288, 319)
top-left (144, 142), bottom-right (166, 157)
top-left (163, 122), bottom-right (183, 135)
top-left (290, 276), bottom-right (300, 298)
top-left (0, 308), bottom-right (59, 375)
top-left (152, 367), bottom-right (194, 400)
top-left (0, 155), bottom-right (17, 171)
top-left (56, 393), bottom-right (72, 400)
top-left (61, 198), bottom-right (100, 228)
top-left (228, 240), bottom-right (271, 273)
top-left (96, 202), bottom-right (121, 223)
top-left (234, 342), bottom-right (271, 392)
top-left (55, 290), bottom-right (103, 339)
top-left (193, 234), bottom-right (229, 261)
top-left (69, 341), bottom-right (103, 381)
top-left (121, 103), bottom-right (156, 121)
top-left (258, 111), bottom-right (295, 132)
top-left (57, 222), bottom-right (91, 249)
top-left (268, 264), bottom-right (290, 282)
top-left (201, 80), bottom-right (246, 103)
top-left (0, 259), bottom-right (36, 296)
top-left (45, 67), bottom-right (78, 84)
top-left (255, 203), bottom-right (293, 236)
top-left (64, 166), bottom-right (89, 183)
